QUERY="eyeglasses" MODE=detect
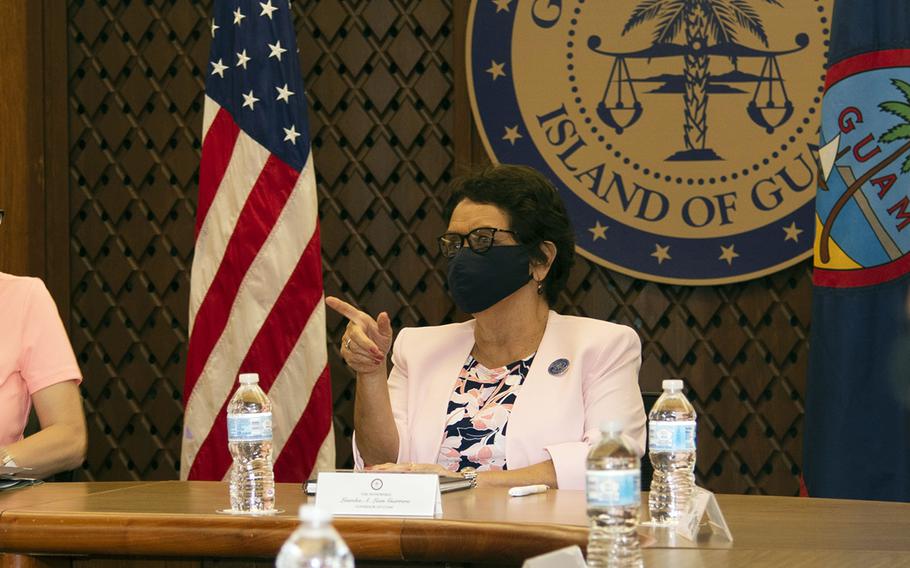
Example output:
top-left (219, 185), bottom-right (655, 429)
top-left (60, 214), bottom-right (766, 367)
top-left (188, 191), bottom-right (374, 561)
top-left (437, 227), bottom-right (519, 259)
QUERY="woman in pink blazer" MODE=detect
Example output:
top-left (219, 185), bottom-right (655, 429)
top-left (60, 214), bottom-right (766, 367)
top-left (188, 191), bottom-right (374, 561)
top-left (327, 165), bottom-right (646, 490)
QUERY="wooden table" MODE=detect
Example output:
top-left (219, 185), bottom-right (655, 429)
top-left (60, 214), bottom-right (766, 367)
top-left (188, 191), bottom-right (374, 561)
top-left (1, 481), bottom-right (909, 567)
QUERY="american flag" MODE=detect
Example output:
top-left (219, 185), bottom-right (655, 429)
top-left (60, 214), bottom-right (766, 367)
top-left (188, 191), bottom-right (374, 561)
top-left (180, 0), bottom-right (334, 482)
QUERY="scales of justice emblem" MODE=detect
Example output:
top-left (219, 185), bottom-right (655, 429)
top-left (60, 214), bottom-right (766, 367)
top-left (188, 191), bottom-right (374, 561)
top-left (467, 0), bottom-right (831, 284)
top-left (590, 3), bottom-right (809, 160)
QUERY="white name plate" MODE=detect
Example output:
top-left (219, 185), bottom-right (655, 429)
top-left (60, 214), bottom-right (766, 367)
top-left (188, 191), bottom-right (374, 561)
top-left (675, 486), bottom-right (733, 542)
top-left (314, 472), bottom-right (442, 517)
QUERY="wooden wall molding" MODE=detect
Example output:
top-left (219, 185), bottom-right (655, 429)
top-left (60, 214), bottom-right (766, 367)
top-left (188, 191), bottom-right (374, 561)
top-left (0, 1), bottom-right (45, 278)
top-left (0, 0), bottom-right (69, 318)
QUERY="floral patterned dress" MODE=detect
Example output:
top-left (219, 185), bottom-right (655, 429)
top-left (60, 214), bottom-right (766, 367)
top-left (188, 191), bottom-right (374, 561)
top-left (436, 352), bottom-right (535, 472)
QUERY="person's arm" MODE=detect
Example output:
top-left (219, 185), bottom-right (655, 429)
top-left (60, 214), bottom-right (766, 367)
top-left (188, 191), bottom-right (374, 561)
top-left (3, 380), bottom-right (86, 479)
top-left (325, 296), bottom-right (400, 467)
top-left (354, 328), bottom-right (415, 466)
top-left (353, 365), bottom-right (399, 465)
top-left (3, 279), bottom-right (87, 479)
top-left (475, 460), bottom-right (557, 488)
top-left (356, 328), bottom-right (433, 466)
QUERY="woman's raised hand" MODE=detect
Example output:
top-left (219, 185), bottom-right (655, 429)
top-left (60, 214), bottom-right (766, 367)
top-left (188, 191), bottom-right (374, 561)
top-left (325, 296), bottom-right (393, 375)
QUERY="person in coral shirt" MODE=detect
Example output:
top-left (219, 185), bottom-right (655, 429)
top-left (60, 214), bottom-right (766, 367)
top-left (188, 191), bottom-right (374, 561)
top-left (0, 267), bottom-right (87, 479)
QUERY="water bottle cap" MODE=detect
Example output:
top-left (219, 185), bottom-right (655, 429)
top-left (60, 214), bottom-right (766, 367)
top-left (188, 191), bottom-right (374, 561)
top-left (238, 373), bottom-right (260, 384)
top-left (599, 420), bottom-right (623, 434)
top-left (662, 379), bottom-right (684, 391)
top-left (297, 504), bottom-right (333, 525)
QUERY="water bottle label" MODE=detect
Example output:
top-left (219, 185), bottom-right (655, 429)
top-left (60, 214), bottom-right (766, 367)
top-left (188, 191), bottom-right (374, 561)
top-left (649, 420), bottom-right (696, 452)
top-left (586, 470), bottom-right (641, 507)
top-left (227, 412), bottom-right (273, 442)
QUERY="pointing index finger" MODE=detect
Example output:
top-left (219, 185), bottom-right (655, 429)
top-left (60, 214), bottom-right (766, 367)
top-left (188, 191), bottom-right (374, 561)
top-left (326, 296), bottom-right (367, 323)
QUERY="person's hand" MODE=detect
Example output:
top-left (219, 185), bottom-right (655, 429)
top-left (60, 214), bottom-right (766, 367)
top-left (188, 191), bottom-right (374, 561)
top-left (325, 296), bottom-right (393, 375)
top-left (365, 462), bottom-right (463, 478)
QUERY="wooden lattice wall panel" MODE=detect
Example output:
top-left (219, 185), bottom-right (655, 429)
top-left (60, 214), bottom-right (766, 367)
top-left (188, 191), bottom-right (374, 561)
top-left (67, 0), bottom-right (810, 496)
top-left (69, 0), bottom-right (206, 481)
top-left (306, 0), bottom-right (457, 469)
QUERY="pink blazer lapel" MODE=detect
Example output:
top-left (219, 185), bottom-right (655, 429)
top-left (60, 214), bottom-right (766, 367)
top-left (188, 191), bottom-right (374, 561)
top-left (409, 321), bottom-right (475, 464)
top-left (507, 311), bottom-right (559, 429)
top-left (505, 311), bottom-right (581, 467)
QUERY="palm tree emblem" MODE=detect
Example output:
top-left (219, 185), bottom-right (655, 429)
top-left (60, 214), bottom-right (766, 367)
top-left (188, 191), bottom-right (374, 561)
top-left (877, 79), bottom-right (910, 175)
top-left (590, 0), bottom-right (798, 161)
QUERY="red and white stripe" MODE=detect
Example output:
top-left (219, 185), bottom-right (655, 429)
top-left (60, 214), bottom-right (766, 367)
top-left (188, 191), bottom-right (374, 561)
top-left (181, 100), bottom-right (334, 482)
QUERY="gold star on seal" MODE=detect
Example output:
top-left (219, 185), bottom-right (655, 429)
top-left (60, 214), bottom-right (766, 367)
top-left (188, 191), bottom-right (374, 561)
top-left (719, 244), bottom-right (740, 266)
top-left (589, 221), bottom-right (608, 241)
top-left (492, 0), bottom-right (511, 13)
top-left (502, 125), bottom-right (522, 145)
top-left (783, 221), bottom-right (803, 243)
top-left (486, 60), bottom-right (507, 81)
top-left (651, 244), bottom-right (671, 265)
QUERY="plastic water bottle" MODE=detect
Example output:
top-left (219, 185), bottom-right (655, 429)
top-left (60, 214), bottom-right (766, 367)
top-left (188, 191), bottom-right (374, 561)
top-left (276, 505), bottom-right (354, 568)
top-left (228, 372), bottom-right (275, 513)
top-left (586, 421), bottom-right (643, 568)
top-left (648, 378), bottom-right (697, 525)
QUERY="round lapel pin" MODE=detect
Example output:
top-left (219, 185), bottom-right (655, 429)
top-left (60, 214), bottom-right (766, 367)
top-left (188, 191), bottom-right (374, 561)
top-left (548, 358), bottom-right (570, 376)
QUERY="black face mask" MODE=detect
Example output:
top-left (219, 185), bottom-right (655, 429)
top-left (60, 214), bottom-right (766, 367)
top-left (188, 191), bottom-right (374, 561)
top-left (447, 245), bottom-right (532, 314)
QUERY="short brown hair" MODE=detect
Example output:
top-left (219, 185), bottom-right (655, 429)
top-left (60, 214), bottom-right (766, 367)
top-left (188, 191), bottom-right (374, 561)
top-left (444, 164), bottom-right (575, 306)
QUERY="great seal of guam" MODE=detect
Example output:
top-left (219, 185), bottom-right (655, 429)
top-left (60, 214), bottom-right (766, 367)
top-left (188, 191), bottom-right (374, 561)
top-left (467, 0), bottom-right (831, 284)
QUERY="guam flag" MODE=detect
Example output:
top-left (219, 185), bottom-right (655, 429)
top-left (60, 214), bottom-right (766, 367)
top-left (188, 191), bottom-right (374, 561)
top-left (804, 0), bottom-right (910, 501)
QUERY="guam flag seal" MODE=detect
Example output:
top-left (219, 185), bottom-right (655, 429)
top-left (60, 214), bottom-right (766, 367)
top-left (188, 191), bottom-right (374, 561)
top-left (804, 0), bottom-right (910, 501)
